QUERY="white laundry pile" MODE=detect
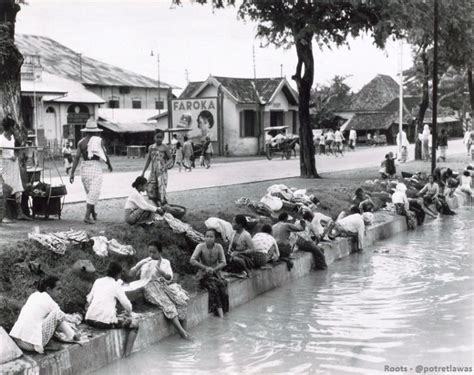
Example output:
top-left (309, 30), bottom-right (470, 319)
top-left (91, 236), bottom-right (135, 257)
top-left (28, 230), bottom-right (89, 255)
top-left (205, 217), bottom-right (233, 242)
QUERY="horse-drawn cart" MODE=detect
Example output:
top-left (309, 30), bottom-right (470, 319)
top-left (264, 126), bottom-right (299, 160)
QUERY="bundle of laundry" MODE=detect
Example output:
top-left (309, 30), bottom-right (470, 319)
top-left (91, 236), bottom-right (135, 257)
top-left (205, 217), bottom-right (233, 242)
top-left (163, 213), bottom-right (205, 243)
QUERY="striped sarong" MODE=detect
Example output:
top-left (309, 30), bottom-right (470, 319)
top-left (80, 160), bottom-right (103, 205)
top-left (0, 158), bottom-right (23, 194)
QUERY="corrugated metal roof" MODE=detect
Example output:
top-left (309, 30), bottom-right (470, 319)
top-left (16, 34), bottom-right (179, 89)
top-left (24, 72), bottom-right (105, 104)
top-left (97, 119), bottom-right (157, 133)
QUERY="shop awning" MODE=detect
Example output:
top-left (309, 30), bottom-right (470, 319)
top-left (97, 119), bottom-right (157, 133)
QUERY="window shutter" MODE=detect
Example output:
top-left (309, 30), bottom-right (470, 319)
top-left (239, 111), bottom-right (244, 137)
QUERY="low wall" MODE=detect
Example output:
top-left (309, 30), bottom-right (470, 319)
top-left (0, 213), bottom-right (407, 375)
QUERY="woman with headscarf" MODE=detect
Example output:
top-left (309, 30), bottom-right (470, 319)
top-left (391, 183), bottom-right (416, 230)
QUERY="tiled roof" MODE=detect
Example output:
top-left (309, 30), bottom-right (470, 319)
top-left (346, 74), bottom-right (400, 111)
top-left (179, 81), bottom-right (204, 98)
top-left (182, 76), bottom-right (298, 105)
top-left (382, 96), bottom-right (421, 114)
top-left (16, 34), bottom-right (178, 89)
top-left (345, 111), bottom-right (411, 132)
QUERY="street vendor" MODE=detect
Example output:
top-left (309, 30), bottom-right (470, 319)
top-left (0, 115), bottom-right (31, 223)
top-left (69, 119), bottom-right (113, 224)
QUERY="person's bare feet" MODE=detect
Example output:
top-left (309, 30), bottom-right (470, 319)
top-left (84, 218), bottom-right (95, 224)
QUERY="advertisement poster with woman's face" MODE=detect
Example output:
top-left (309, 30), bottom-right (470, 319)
top-left (171, 98), bottom-right (218, 142)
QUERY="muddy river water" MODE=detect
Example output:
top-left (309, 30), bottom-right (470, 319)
top-left (94, 209), bottom-right (473, 375)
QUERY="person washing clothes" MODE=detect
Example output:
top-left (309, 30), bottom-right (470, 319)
top-left (70, 119), bottom-right (113, 224)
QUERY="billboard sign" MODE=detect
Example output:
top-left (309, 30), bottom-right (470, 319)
top-left (171, 97), bottom-right (218, 141)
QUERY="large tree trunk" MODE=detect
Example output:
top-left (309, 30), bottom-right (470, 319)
top-left (414, 45), bottom-right (430, 160)
top-left (292, 28), bottom-right (319, 178)
top-left (0, 0), bottom-right (23, 134)
top-left (468, 65), bottom-right (474, 117)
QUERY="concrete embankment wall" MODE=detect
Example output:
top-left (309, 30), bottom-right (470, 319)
top-left (0, 213), bottom-right (406, 375)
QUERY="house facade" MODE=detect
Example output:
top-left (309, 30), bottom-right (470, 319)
top-left (16, 34), bottom-right (177, 148)
top-left (178, 75), bottom-right (299, 156)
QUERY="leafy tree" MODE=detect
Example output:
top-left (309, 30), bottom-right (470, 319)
top-left (310, 75), bottom-right (352, 129)
top-left (191, 0), bottom-right (399, 178)
top-left (0, 0), bottom-right (24, 135)
top-left (396, 0), bottom-right (472, 159)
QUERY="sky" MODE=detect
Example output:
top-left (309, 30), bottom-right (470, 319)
top-left (16, 0), bottom-right (414, 93)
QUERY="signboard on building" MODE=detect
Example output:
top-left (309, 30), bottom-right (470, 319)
top-left (170, 97), bottom-right (218, 141)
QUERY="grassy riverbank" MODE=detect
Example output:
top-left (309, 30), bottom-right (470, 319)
top-left (0, 155), bottom-right (470, 331)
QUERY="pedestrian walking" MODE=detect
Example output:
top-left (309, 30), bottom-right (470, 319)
top-left (463, 128), bottom-right (472, 157)
top-left (69, 119), bottom-right (113, 224)
top-left (141, 129), bottom-right (172, 206)
top-left (201, 136), bottom-right (213, 169)
top-left (175, 142), bottom-right (184, 172)
top-left (62, 141), bottom-right (73, 175)
top-left (334, 127), bottom-right (344, 156)
top-left (422, 125), bottom-right (431, 161)
top-left (396, 129), bottom-right (408, 163)
top-left (348, 129), bottom-right (357, 150)
top-left (437, 129), bottom-right (448, 162)
top-left (182, 136), bottom-right (193, 171)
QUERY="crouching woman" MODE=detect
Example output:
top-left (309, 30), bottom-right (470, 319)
top-left (124, 176), bottom-right (163, 225)
top-left (191, 229), bottom-right (229, 318)
top-left (85, 262), bottom-right (139, 358)
top-left (129, 240), bottom-right (191, 340)
top-left (10, 276), bottom-right (78, 353)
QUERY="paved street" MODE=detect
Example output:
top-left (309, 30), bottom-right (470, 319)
top-left (56, 139), bottom-right (466, 203)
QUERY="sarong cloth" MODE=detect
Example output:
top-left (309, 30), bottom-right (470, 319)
top-left (199, 274), bottom-right (229, 315)
top-left (144, 280), bottom-right (189, 320)
top-left (1, 158), bottom-right (23, 194)
top-left (80, 160), bottom-right (103, 205)
top-left (125, 208), bottom-right (154, 226)
top-left (148, 144), bottom-right (169, 204)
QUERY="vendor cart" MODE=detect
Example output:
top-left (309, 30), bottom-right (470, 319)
top-left (29, 147), bottom-right (68, 220)
top-left (264, 126), bottom-right (299, 160)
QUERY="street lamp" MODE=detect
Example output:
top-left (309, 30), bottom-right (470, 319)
top-left (150, 49), bottom-right (161, 115)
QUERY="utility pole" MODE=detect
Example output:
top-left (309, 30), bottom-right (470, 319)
top-left (280, 64), bottom-right (283, 79)
top-left (253, 45), bottom-right (260, 153)
top-left (185, 69), bottom-right (189, 85)
top-left (151, 50), bottom-right (161, 115)
top-left (431, 0), bottom-right (439, 172)
top-left (398, 39), bottom-right (403, 159)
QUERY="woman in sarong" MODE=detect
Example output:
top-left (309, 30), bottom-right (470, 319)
top-left (252, 224), bottom-right (279, 268)
top-left (0, 116), bottom-right (31, 222)
top-left (124, 176), bottom-right (162, 225)
top-left (141, 130), bottom-right (172, 205)
top-left (10, 276), bottom-right (78, 353)
top-left (190, 229), bottom-right (229, 318)
top-left (129, 240), bottom-right (191, 339)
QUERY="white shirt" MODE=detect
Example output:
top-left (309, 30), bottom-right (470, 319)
top-left (349, 129), bottom-right (357, 140)
top-left (10, 291), bottom-right (64, 349)
top-left (309, 212), bottom-right (332, 237)
top-left (326, 132), bottom-right (335, 141)
top-left (396, 131), bottom-right (408, 147)
top-left (124, 189), bottom-right (158, 212)
top-left (135, 257), bottom-right (173, 282)
top-left (334, 130), bottom-right (344, 142)
top-left (337, 214), bottom-right (365, 249)
top-left (392, 191), bottom-right (409, 209)
top-left (460, 175), bottom-right (472, 189)
top-left (85, 277), bottom-right (132, 324)
top-left (0, 133), bottom-right (15, 159)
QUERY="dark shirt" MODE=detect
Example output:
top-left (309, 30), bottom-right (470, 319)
top-left (438, 134), bottom-right (448, 147)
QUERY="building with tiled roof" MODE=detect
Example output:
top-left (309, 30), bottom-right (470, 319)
top-left (172, 75), bottom-right (299, 156)
top-left (16, 34), bottom-right (178, 148)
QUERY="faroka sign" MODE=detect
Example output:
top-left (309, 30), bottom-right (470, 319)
top-left (171, 98), bottom-right (218, 141)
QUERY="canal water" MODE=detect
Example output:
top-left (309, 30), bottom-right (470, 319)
top-left (94, 209), bottom-right (473, 375)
